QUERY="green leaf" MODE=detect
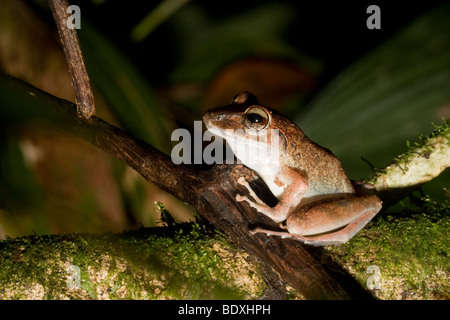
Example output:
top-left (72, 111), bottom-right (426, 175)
top-left (296, 4), bottom-right (450, 180)
top-left (130, 0), bottom-right (191, 42)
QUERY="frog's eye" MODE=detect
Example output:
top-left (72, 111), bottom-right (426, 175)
top-left (244, 106), bottom-right (270, 130)
top-left (247, 113), bottom-right (264, 123)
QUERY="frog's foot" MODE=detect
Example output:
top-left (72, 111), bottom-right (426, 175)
top-left (236, 177), bottom-right (266, 206)
top-left (236, 177), bottom-right (271, 211)
top-left (250, 227), bottom-right (290, 238)
top-left (236, 177), bottom-right (290, 223)
top-left (236, 194), bottom-right (271, 213)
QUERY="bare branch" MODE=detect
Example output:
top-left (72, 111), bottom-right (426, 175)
top-left (48, 0), bottom-right (95, 118)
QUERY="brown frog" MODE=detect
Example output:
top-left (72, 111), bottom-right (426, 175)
top-left (203, 92), bottom-right (382, 246)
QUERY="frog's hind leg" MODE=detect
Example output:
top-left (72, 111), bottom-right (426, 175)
top-left (295, 206), bottom-right (380, 246)
top-left (286, 195), bottom-right (382, 246)
top-left (251, 196), bottom-right (382, 246)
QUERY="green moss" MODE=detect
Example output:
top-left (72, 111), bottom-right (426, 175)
top-left (324, 190), bottom-right (450, 299)
top-left (0, 220), bottom-right (267, 299)
top-left (367, 119), bottom-right (450, 186)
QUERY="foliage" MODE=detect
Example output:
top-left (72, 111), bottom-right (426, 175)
top-left (296, 4), bottom-right (450, 184)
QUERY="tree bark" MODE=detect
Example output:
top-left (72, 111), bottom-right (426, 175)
top-left (48, 0), bottom-right (95, 118)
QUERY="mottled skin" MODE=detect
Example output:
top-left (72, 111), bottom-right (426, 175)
top-left (203, 92), bottom-right (382, 246)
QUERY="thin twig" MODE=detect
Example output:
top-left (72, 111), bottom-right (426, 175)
top-left (49, 0), bottom-right (95, 118)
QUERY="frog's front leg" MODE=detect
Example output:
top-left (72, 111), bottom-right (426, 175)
top-left (236, 170), bottom-right (308, 223)
top-left (253, 195), bottom-right (382, 246)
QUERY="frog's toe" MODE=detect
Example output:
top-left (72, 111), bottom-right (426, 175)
top-left (237, 177), bottom-right (247, 185)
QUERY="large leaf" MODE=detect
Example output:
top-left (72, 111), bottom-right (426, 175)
top-left (296, 4), bottom-right (450, 181)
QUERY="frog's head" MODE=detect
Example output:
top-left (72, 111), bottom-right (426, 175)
top-left (203, 92), bottom-right (289, 174)
top-left (203, 91), bottom-right (296, 140)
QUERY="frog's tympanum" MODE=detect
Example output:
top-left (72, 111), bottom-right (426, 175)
top-left (203, 92), bottom-right (382, 246)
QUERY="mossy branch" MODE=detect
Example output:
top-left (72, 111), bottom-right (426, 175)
top-left (0, 223), bottom-right (273, 300)
top-left (366, 120), bottom-right (450, 205)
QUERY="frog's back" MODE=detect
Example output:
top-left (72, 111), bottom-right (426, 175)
top-left (285, 135), bottom-right (355, 198)
top-left (244, 102), bottom-right (354, 198)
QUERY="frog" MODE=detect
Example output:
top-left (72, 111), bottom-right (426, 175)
top-left (203, 92), bottom-right (382, 246)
